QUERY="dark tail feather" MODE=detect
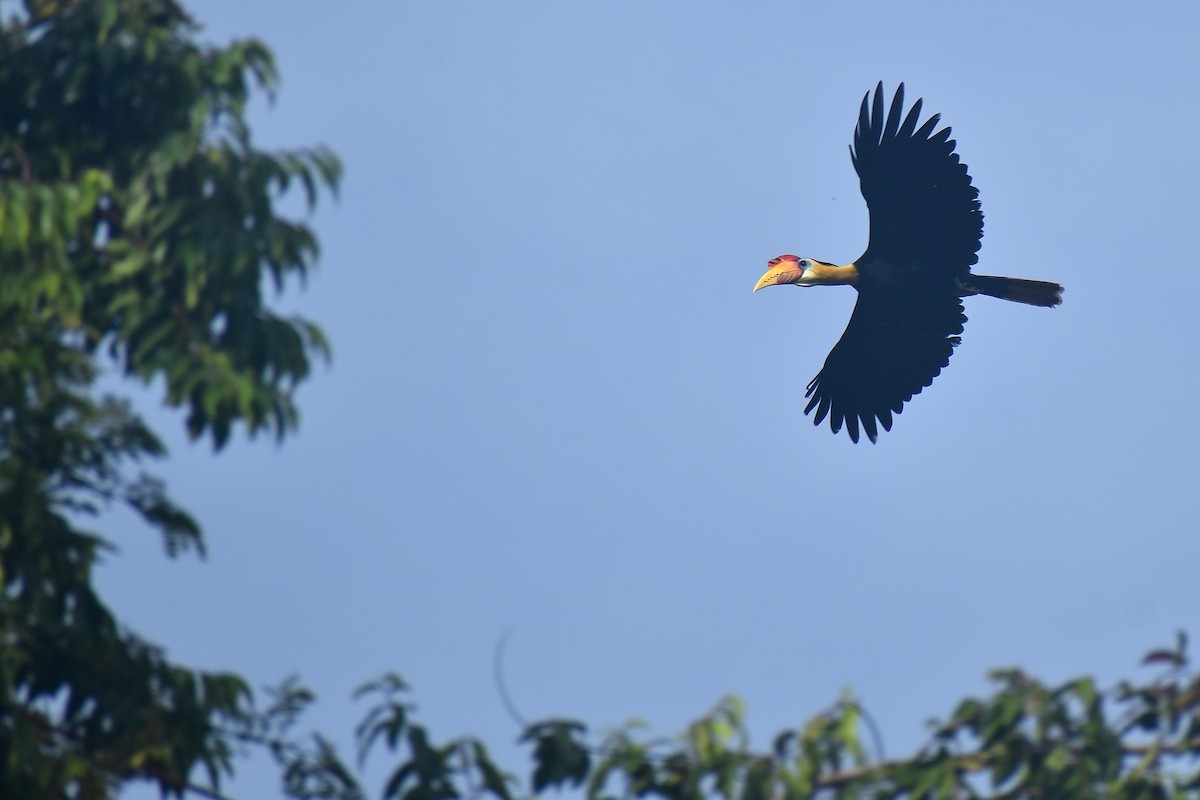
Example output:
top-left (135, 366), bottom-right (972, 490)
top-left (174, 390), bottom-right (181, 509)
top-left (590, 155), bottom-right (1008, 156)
top-left (962, 274), bottom-right (1063, 307)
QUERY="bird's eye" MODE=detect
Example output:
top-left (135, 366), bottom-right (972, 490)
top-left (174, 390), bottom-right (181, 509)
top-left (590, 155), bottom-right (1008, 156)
top-left (798, 259), bottom-right (810, 268)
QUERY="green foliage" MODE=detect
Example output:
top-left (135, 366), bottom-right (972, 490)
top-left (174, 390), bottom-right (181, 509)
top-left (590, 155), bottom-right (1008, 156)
top-left (242, 674), bottom-right (520, 800)
top-left (0, 0), bottom-right (339, 796)
top-left (0, 0), bottom-right (339, 450)
top-left (264, 638), bottom-right (1200, 800)
top-left (524, 720), bottom-right (590, 794)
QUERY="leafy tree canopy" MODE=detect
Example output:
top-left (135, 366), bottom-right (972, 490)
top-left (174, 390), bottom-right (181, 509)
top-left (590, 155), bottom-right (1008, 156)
top-left (229, 634), bottom-right (1200, 800)
top-left (0, 0), bottom-right (337, 794)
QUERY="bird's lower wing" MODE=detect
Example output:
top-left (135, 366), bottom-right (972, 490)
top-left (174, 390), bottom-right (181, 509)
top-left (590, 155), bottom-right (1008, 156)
top-left (804, 291), bottom-right (966, 443)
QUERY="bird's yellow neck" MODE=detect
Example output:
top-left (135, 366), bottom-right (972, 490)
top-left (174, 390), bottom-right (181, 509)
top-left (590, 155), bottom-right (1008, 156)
top-left (800, 262), bottom-right (859, 287)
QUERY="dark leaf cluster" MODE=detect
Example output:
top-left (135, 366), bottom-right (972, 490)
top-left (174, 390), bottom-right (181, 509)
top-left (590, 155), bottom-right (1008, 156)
top-left (0, 0), bottom-right (338, 796)
top-left (0, 0), bottom-right (340, 450)
top-left (260, 641), bottom-right (1200, 800)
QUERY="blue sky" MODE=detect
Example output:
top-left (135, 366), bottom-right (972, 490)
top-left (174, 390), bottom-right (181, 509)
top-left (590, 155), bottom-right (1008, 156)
top-left (98, 2), bottom-right (1200, 797)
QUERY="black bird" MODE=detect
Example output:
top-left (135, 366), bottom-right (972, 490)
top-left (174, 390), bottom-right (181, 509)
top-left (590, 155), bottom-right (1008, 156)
top-left (754, 83), bottom-right (1063, 443)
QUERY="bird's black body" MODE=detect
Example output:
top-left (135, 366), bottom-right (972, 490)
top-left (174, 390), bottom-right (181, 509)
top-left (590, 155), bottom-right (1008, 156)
top-left (795, 83), bottom-right (1062, 443)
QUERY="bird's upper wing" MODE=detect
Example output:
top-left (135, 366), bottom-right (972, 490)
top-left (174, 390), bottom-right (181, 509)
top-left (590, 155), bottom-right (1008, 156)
top-left (852, 83), bottom-right (982, 276)
top-left (804, 289), bottom-right (966, 443)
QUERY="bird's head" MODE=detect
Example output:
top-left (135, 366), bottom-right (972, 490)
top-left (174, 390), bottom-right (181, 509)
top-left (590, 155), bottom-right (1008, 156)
top-left (753, 255), bottom-right (820, 292)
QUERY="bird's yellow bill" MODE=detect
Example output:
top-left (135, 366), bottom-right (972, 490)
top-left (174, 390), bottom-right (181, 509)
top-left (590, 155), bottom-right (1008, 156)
top-left (753, 263), bottom-right (802, 293)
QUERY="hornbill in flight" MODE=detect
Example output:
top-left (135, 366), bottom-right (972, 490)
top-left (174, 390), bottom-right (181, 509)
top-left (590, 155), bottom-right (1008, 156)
top-left (754, 83), bottom-right (1062, 443)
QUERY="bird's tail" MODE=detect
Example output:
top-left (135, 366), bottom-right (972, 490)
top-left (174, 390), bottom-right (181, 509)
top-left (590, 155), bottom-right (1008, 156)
top-left (961, 275), bottom-right (1063, 307)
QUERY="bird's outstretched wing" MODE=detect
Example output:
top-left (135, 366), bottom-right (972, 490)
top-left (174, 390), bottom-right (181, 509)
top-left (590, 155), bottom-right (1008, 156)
top-left (802, 83), bottom-right (980, 442)
top-left (804, 289), bottom-right (966, 443)
top-left (852, 82), bottom-right (982, 276)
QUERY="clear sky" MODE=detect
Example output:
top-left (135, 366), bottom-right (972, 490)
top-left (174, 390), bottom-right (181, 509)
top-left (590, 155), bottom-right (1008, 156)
top-left (98, 2), bottom-right (1200, 797)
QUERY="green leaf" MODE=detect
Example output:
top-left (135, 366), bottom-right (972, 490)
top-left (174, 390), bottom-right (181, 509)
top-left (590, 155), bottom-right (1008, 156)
top-left (472, 741), bottom-right (514, 800)
top-left (523, 720), bottom-right (591, 792)
top-left (97, 0), bottom-right (119, 42)
top-left (110, 250), bottom-right (149, 280)
top-left (125, 190), bottom-right (151, 228)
